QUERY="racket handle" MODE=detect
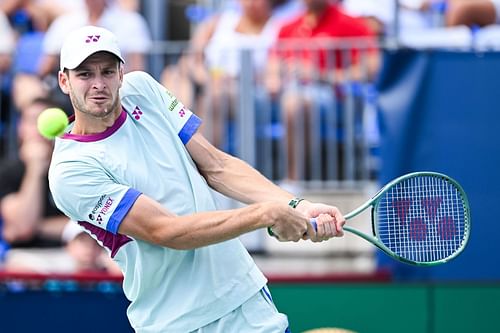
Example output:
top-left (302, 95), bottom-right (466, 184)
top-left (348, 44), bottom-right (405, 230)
top-left (267, 218), bottom-right (317, 238)
top-left (310, 218), bottom-right (318, 232)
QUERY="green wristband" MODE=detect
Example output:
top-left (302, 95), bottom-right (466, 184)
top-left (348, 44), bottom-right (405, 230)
top-left (268, 198), bottom-right (305, 237)
top-left (288, 197), bottom-right (305, 209)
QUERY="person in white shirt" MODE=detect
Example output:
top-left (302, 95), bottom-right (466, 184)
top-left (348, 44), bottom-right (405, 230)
top-left (0, 11), bottom-right (14, 73)
top-left (38, 0), bottom-right (151, 77)
top-left (162, 0), bottom-right (284, 151)
top-left (49, 25), bottom-right (345, 332)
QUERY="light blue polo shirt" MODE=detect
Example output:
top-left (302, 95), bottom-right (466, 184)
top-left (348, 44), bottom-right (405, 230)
top-left (48, 71), bottom-right (267, 332)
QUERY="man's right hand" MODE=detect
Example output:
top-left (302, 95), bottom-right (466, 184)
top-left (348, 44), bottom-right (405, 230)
top-left (265, 202), bottom-right (310, 242)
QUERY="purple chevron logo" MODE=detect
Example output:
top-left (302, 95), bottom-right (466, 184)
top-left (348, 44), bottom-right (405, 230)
top-left (85, 35), bottom-right (101, 43)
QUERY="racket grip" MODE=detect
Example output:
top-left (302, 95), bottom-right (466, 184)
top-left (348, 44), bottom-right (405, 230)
top-left (267, 218), bottom-right (318, 238)
top-left (310, 218), bottom-right (318, 232)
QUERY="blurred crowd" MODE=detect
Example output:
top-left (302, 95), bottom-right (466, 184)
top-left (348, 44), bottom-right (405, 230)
top-left (0, 0), bottom-right (499, 275)
top-left (0, 0), bottom-right (149, 275)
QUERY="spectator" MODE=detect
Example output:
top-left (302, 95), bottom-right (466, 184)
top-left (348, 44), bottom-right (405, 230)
top-left (38, 0), bottom-right (151, 77)
top-left (115, 0), bottom-right (138, 12)
top-left (342, 0), bottom-right (471, 36)
top-left (265, 0), bottom-right (379, 181)
top-left (0, 10), bottom-right (15, 156)
top-left (0, 0), bottom-right (80, 34)
top-left (62, 221), bottom-right (122, 274)
top-left (162, 0), bottom-right (283, 150)
top-left (0, 96), bottom-right (69, 250)
top-left (0, 10), bottom-right (14, 74)
top-left (341, 0), bottom-right (392, 36)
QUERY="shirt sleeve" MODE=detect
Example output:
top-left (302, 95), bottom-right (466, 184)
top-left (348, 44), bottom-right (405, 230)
top-left (161, 88), bottom-right (202, 145)
top-left (49, 159), bottom-right (141, 234)
top-left (121, 71), bottom-right (202, 144)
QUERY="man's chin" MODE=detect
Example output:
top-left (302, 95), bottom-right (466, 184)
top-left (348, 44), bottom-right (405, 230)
top-left (89, 106), bottom-right (113, 117)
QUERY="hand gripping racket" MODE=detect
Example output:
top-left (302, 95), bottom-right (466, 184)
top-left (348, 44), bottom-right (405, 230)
top-left (276, 172), bottom-right (471, 266)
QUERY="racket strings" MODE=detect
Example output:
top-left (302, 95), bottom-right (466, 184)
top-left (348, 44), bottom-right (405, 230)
top-left (376, 176), bottom-right (469, 263)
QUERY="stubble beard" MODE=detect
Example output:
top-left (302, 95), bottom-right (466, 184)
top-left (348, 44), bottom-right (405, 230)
top-left (70, 91), bottom-right (121, 119)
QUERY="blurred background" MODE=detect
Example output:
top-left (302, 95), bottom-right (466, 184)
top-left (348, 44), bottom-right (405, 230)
top-left (0, 0), bottom-right (499, 332)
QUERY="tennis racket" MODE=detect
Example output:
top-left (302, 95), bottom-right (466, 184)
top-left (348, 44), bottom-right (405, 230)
top-left (275, 172), bottom-right (471, 266)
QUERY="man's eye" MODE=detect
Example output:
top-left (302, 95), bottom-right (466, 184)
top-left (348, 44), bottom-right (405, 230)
top-left (78, 72), bottom-right (90, 78)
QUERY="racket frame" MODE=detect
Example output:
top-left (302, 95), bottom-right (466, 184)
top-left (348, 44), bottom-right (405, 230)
top-left (343, 171), bottom-right (471, 266)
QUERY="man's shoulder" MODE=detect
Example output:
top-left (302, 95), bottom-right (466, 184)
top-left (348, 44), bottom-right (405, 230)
top-left (121, 71), bottom-right (175, 103)
top-left (123, 70), bottom-right (153, 82)
top-left (121, 71), bottom-right (156, 94)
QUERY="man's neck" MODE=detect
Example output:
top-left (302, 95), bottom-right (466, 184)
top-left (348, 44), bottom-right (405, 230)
top-left (71, 106), bottom-right (122, 135)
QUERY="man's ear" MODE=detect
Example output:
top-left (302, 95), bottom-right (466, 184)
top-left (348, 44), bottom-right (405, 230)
top-left (119, 64), bottom-right (124, 88)
top-left (58, 70), bottom-right (70, 95)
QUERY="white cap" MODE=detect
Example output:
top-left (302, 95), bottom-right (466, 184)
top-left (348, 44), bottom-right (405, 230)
top-left (59, 25), bottom-right (125, 71)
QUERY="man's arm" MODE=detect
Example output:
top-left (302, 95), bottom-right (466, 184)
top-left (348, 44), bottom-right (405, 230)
top-left (117, 132), bottom-right (343, 249)
top-left (186, 132), bottom-right (294, 206)
top-left (186, 132), bottom-right (345, 238)
top-left (117, 194), bottom-right (313, 249)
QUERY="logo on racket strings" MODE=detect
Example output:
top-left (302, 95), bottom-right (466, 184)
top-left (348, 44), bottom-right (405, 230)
top-left (392, 197), bottom-right (456, 241)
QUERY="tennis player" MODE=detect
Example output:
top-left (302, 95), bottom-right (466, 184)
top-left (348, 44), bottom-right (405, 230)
top-left (48, 25), bottom-right (345, 332)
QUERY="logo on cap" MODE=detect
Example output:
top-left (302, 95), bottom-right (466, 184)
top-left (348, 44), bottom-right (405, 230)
top-left (86, 35), bottom-right (101, 43)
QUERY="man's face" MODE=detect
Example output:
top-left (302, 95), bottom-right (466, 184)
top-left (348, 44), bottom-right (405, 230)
top-left (59, 52), bottom-right (123, 118)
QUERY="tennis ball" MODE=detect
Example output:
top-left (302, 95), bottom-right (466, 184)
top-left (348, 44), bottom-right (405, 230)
top-left (37, 108), bottom-right (69, 139)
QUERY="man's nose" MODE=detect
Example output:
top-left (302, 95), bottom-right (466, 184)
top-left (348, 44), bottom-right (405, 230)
top-left (91, 75), bottom-right (106, 89)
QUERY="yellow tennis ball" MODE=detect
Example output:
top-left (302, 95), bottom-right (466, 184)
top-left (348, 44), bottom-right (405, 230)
top-left (37, 108), bottom-right (69, 139)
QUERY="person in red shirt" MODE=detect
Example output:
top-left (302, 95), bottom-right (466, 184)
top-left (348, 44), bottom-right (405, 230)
top-left (265, 0), bottom-right (380, 181)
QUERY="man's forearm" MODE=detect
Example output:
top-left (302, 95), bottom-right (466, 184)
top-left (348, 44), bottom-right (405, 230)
top-left (204, 154), bottom-right (294, 205)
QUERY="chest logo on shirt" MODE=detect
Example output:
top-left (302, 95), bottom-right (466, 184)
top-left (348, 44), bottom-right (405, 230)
top-left (132, 106), bottom-right (143, 120)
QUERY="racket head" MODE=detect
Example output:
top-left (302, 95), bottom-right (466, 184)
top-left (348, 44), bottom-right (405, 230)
top-left (370, 172), bottom-right (471, 266)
